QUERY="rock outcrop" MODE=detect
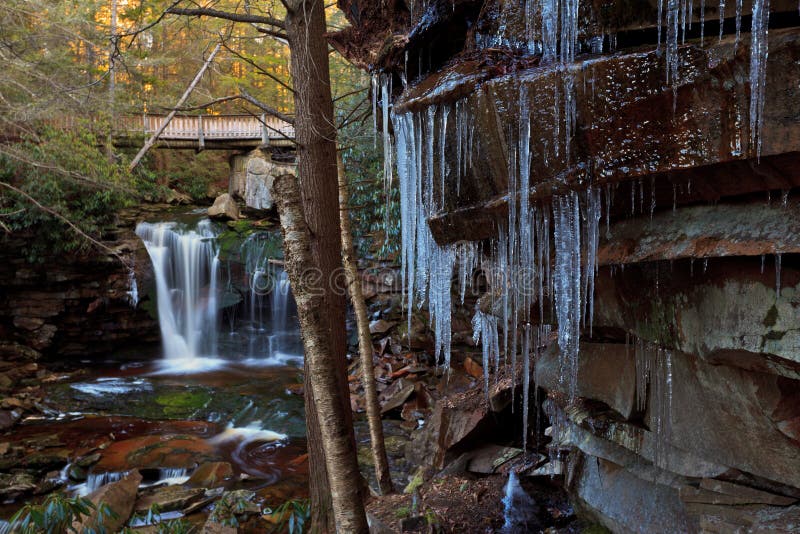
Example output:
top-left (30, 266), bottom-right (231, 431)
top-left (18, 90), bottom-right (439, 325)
top-left (339, 0), bottom-right (800, 531)
top-left (0, 209), bottom-right (158, 358)
top-left (229, 148), bottom-right (297, 211)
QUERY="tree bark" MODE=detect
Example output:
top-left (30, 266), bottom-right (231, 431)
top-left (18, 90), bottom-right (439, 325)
top-left (283, 1), bottom-right (357, 531)
top-left (337, 151), bottom-right (394, 495)
top-left (273, 172), bottom-right (369, 533)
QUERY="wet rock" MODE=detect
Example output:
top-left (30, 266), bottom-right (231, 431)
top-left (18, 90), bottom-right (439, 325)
top-left (679, 479), bottom-right (797, 506)
top-left (370, 319), bottom-right (397, 335)
top-left (165, 189), bottom-right (192, 205)
top-left (527, 461), bottom-right (564, 477)
top-left (76, 452), bottom-right (102, 468)
top-left (464, 444), bottom-right (522, 474)
top-left (95, 434), bottom-right (217, 472)
top-left (573, 456), bottom-right (694, 533)
top-left (0, 471), bottom-right (37, 499)
top-left (135, 486), bottom-right (206, 513)
top-left (536, 342), bottom-right (636, 419)
top-left (74, 470), bottom-right (143, 533)
top-left (208, 193), bottom-right (240, 221)
top-left (380, 378), bottom-right (415, 414)
top-left (23, 448), bottom-right (70, 469)
top-left (0, 342), bottom-right (40, 361)
top-left (186, 461), bottom-right (234, 489)
top-left (201, 519), bottom-right (237, 534)
top-left (406, 389), bottom-right (490, 470)
top-left (68, 464), bottom-right (88, 481)
top-left (0, 409), bottom-right (21, 431)
top-left (462, 356), bottom-right (483, 379)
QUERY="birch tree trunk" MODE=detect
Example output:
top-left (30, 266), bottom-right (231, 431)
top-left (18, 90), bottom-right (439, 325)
top-left (283, 1), bottom-right (358, 531)
top-left (337, 152), bottom-right (394, 495)
top-left (272, 172), bottom-right (369, 533)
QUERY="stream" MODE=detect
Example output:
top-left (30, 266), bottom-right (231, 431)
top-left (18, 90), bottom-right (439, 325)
top-left (0, 215), bottom-right (310, 523)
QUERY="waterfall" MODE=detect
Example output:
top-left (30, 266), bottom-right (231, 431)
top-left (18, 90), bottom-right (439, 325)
top-left (136, 220), bottom-right (221, 363)
top-left (501, 471), bottom-right (538, 532)
top-left (137, 219), bottom-right (301, 368)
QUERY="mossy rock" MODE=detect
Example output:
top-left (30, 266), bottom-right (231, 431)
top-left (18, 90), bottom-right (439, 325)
top-left (155, 389), bottom-right (212, 417)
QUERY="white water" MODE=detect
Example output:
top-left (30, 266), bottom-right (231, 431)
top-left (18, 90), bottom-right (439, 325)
top-left (137, 220), bottom-right (300, 371)
top-left (501, 471), bottom-right (538, 532)
top-left (136, 220), bottom-right (221, 367)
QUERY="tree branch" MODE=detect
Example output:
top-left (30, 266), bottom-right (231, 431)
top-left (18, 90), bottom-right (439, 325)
top-left (166, 6), bottom-right (285, 30)
top-left (0, 181), bottom-right (132, 269)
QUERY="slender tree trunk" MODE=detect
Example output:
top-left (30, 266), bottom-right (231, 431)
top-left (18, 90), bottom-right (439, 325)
top-left (284, 1), bottom-right (357, 531)
top-left (273, 173), bottom-right (369, 533)
top-left (337, 152), bottom-right (394, 495)
top-left (128, 43), bottom-right (221, 171)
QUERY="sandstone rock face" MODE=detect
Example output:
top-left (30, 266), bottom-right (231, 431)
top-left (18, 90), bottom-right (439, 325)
top-left (0, 209), bottom-right (159, 358)
top-left (340, 0), bottom-right (800, 531)
top-left (229, 148), bottom-right (297, 211)
top-left (208, 193), bottom-right (240, 221)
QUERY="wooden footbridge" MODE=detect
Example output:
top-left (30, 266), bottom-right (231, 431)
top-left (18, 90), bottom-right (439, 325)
top-left (50, 113), bottom-right (295, 150)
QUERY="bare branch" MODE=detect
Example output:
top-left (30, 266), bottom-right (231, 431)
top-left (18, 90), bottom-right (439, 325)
top-left (0, 181), bottom-right (132, 269)
top-left (219, 41), bottom-right (295, 94)
top-left (167, 6), bottom-right (285, 30)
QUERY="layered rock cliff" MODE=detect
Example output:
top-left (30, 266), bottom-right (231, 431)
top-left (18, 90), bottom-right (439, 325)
top-left (0, 209), bottom-right (158, 359)
top-left (337, 1), bottom-right (800, 530)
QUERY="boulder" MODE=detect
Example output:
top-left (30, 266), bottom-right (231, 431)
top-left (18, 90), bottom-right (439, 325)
top-left (135, 486), bottom-right (205, 513)
top-left (186, 461), bottom-right (234, 489)
top-left (74, 470), bottom-right (143, 533)
top-left (208, 193), bottom-right (240, 221)
top-left (0, 472), bottom-right (37, 499)
top-left (573, 456), bottom-right (695, 533)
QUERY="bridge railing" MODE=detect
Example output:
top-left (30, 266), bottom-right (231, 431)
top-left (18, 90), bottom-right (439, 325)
top-left (116, 113), bottom-right (295, 143)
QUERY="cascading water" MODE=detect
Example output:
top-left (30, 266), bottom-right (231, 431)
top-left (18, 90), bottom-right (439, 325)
top-left (136, 219), bottom-right (301, 370)
top-left (236, 233), bottom-right (300, 365)
top-left (136, 220), bottom-right (221, 366)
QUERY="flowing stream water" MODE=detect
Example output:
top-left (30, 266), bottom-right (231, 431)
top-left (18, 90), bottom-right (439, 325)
top-left (0, 215), bottom-right (309, 521)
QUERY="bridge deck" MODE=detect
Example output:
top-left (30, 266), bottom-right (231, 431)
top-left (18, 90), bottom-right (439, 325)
top-left (55, 113), bottom-right (295, 150)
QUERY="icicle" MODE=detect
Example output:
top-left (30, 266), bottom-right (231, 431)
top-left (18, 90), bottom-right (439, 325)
top-left (541, 0), bottom-right (558, 63)
top-left (761, 253), bottom-right (766, 273)
top-left (458, 242), bottom-right (478, 304)
top-left (552, 192), bottom-right (582, 399)
top-left (563, 70), bottom-right (576, 164)
top-left (440, 106), bottom-right (450, 207)
top-left (735, 0), bottom-right (743, 48)
top-left (775, 252), bottom-right (782, 298)
top-left (666, 0), bottom-right (681, 84)
top-left (749, 0), bottom-right (770, 159)
top-left (522, 323), bottom-right (531, 450)
top-left (700, 0), bottom-right (706, 45)
top-left (584, 187), bottom-right (601, 334)
top-left (650, 176), bottom-right (657, 220)
top-left (371, 73), bottom-right (378, 147)
top-left (719, 0), bottom-right (726, 42)
top-left (381, 74), bottom-right (393, 190)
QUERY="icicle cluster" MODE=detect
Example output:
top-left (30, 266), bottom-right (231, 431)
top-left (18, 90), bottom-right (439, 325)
top-left (749, 0), bottom-right (770, 158)
top-left (632, 336), bottom-right (674, 467)
top-left (395, 107), bottom-right (479, 371)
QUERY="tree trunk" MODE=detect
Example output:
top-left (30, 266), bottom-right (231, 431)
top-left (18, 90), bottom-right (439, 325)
top-left (128, 43), bottom-right (221, 171)
top-left (283, 1), bottom-right (356, 531)
top-left (337, 152), bottom-right (394, 495)
top-left (273, 173), bottom-right (369, 533)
